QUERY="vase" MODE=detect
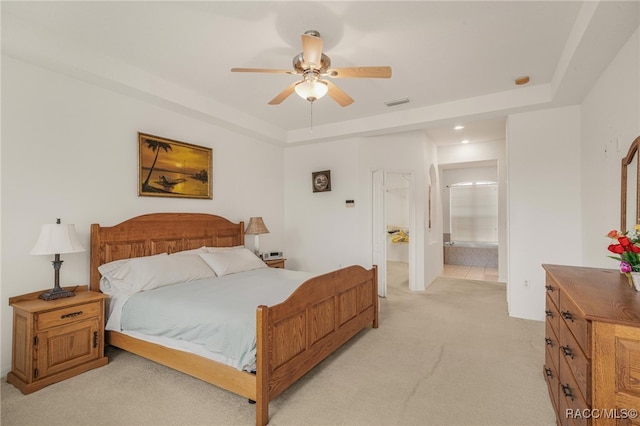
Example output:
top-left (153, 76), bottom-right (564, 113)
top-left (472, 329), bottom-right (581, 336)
top-left (630, 272), bottom-right (640, 291)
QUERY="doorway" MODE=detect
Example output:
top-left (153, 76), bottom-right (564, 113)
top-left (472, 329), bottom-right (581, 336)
top-left (440, 163), bottom-right (500, 282)
top-left (372, 169), bottom-right (416, 296)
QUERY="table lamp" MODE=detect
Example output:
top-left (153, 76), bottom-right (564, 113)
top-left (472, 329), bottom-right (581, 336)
top-left (30, 218), bottom-right (86, 300)
top-left (245, 217), bottom-right (269, 256)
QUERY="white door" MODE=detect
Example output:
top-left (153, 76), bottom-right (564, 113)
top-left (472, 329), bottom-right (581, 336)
top-left (372, 169), bottom-right (387, 297)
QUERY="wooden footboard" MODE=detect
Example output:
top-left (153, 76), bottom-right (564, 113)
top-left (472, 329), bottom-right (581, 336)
top-left (256, 265), bottom-right (378, 425)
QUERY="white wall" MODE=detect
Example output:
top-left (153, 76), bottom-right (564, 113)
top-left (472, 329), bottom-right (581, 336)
top-left (581, 26), bottom-right (640, 269)
top-left (505, 26), bottom-right (639, 321)
top-left (0, 56), bottom-right (286, 376)
top-left (284, 131), bottom-right (439, 289)
top-left (423, 139), bottom-right (443, 287)
top-left (283, 139), bottom-right (363, 273)
top-left (507, 106), bottom-right (582, 320)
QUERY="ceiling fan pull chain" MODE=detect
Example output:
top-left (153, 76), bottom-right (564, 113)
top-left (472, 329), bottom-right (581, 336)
top-left (310, 102), bottom-right (313, 132)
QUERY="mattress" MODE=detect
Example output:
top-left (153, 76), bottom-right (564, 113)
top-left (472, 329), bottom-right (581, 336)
top-left (107, 267), bottom-right (315, 371)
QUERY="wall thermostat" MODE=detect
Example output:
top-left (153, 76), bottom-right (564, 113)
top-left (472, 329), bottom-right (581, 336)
top-left (262, 251), bottom-right (283, 260)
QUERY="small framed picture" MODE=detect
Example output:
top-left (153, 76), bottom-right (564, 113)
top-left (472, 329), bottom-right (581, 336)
top-left (312, 170), bottom-right (331, 192)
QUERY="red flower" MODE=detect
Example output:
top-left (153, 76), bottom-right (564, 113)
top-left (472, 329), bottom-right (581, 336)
top-left (609, 244), bottom-right (625, 254)
top-left (607, 230), bottom-right (620, 238)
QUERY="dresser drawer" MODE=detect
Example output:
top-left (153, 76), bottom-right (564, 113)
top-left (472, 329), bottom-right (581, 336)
top-left (545, 272), bottom-right (560, 308)
top-left (35, 301), bottom-right (101, 331)
top-left (545, 319), bottom-right (560, 374)
top-left (559, 356), bottom-right (590, 426)
top-left (546, 293), bottom-right (560, 338)
top-left (559, 324), bottom-right (590, 402)
top-left (558, 292), bottom-right (590, 356)
top-left (543, 363), bottom-right (560, 415)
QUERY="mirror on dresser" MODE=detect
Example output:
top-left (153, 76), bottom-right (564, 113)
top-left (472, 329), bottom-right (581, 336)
top-left (620, 136), bottom-right (640, 232)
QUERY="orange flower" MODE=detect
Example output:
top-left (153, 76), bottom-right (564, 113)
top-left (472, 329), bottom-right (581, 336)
top-left (607, 229), bottom-right (620, 238)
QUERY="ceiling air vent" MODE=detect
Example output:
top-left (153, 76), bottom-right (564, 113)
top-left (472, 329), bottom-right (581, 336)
top-left (384, 97), bottom-right (410, 107)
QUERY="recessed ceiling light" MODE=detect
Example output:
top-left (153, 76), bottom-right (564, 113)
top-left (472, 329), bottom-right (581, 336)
top-left (515, 76), bottom-right (530, 85)
top-left (454, 125), bottom-right (464, 130)
top-left (461, 139), bottom-right (470, 144)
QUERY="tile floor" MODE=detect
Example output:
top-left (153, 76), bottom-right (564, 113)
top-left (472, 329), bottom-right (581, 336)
top-left (441, 264), bottom-right (499, 282)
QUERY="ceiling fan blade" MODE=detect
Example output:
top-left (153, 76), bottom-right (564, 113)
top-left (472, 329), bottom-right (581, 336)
top-left (268, 81), bottom-right (299, 105)
top-left (231, 67), bottom-right (297, 75)
top-left (325, 80), bottom-right (354, 107)
top-left (325, 66), bottom-right (392, 79)
top-left (301, 33), bottom-right (323, 69)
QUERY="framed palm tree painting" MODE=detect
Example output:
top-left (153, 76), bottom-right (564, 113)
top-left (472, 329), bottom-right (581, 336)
top-left (138, 133), bottom-right (213, 199)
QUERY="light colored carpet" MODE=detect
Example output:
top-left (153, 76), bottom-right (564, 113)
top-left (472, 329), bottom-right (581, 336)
top-left (1, 263), bottom-right (556, 425)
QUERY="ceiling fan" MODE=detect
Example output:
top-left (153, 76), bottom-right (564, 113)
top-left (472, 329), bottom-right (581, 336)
top-left (231, 30), bottom-right (392, 107)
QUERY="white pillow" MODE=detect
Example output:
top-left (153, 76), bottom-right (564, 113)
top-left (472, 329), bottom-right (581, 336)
top-left (98, 256), bottom-right (149, 289)
top-left (198, 248), bottom-right (267, 276)
top-left (205, 245), bottom-right (245, 252)
top-left (172, 246), bottom-right (208, 255)
top-left (99, 252), bottom-right (216, 295)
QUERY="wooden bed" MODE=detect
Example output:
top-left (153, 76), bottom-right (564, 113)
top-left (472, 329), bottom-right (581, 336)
top-left (89, 213), bottom-right (378, 426)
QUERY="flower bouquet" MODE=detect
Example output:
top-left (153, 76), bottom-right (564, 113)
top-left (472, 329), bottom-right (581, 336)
top-left (607, 227), bottom-right (640, 289)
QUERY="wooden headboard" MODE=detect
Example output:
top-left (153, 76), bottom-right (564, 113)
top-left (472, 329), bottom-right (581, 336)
top-left (90, 213), bottom-right (244, 292)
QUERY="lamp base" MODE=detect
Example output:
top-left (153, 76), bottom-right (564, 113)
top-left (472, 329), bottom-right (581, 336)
top-left (39, 286), bottom-right (76, 301)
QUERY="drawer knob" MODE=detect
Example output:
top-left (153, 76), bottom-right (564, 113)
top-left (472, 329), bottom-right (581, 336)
top-left (561, 384), bottom-right (575, 401)
top-left (60, 310), bottom-right (83, 319)
top-left (561, 310), bottom-right (574, 322)
top-left (545, 337), bottom-right (554, 347)
top-left (561, 345), bottom-right (575, 359)
top-left (545, 310), bottom-right (554, 318)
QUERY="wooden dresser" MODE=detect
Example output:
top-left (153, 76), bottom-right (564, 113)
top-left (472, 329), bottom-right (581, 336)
top-left (542, 264), bottom-right (640, 425)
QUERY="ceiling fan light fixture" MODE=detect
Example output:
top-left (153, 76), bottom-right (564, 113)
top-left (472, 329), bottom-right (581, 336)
top-left (295, 79), bottom-right (328, 103)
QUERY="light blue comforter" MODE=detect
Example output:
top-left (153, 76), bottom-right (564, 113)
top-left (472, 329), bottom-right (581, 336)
top-left (120, 267), bottom-right (314, 370)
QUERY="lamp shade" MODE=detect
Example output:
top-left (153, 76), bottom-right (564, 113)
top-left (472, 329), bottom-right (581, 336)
top-left (30, 223), bottom-right (85, 255)
top-left (295, 80), bottom-right (328, 103)
top-left (245, 217), bottom-right (269, 235)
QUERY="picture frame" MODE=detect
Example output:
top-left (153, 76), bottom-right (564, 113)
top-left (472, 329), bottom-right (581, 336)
top-left (312, 170), bottom-right (331, 192)
top-left (138, 133), bottom-right (213, 199)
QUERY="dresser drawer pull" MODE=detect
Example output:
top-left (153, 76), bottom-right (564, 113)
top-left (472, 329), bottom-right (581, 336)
top-left (561, 384), bottom-right (575, 401)
top-left (60, 311), bottom-right (83, 319)
top-left (560, 310), bottom-right (574, 322)
top-left (544, 367), bottom-right (554, 378)
top-left (545, 285), bottom-right (555, 292)
top-left (545, 310), bottom-right (554, 318)
top-left (561, 345), bottom-right (574, 359)
top-left (545, 337), bottom-right (554, 347)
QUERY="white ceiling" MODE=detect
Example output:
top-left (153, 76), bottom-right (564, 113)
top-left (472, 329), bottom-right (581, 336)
top-left (2, 1), bottom-right (638, 146)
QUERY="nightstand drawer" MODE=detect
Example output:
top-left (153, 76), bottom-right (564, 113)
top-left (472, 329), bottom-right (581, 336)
top-left (36, 301), bottom-right (101, 331)
top-left (264, 259), bottom-right (285, 269)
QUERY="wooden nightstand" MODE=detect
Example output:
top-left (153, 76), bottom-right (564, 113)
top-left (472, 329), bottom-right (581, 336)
top-left (7, 287), bottom-right (108, 394)
top-left (264, 258), bottom-right (286, 269)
